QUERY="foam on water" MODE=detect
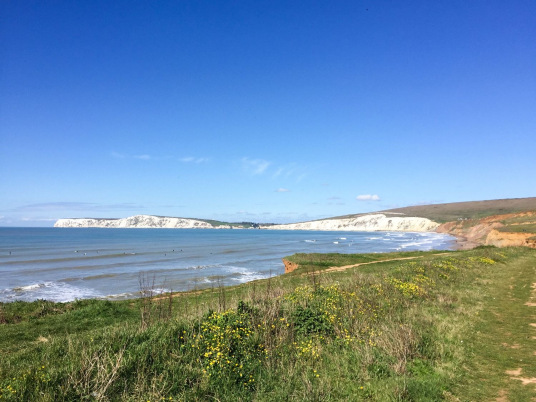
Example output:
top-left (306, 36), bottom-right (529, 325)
top-left (1, 281), bottom-right (102, 303)
top-left (224, 266), bottom-right (268, 283)
top-left (17, 283), bottom-right (42, 291)
top-left (105, 287), bottom-right (171, 300)
top-left (395, 232), bottom-right (451, 251)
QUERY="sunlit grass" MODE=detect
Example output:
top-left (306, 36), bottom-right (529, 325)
top-left (1, 247), bottom-right (535, 400)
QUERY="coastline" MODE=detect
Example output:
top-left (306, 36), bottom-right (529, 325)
top-left (450, 235), bottom-right (481, 250)
top-left (54, 214), bottom-right (440, 232)
top-left (1, 228), bottom-right (456, 303)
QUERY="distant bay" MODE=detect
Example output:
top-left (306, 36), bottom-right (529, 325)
top-left (0, 228), bottom-right (456, 302)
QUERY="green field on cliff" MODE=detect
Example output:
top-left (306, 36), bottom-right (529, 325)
top-left (1, 246), bottom-right (535, 401)
top-left (332, 197), bottom-right (536, 223)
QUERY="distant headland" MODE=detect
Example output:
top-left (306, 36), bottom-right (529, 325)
top-left (54, 213), bottom-right (440, 232)
top-left (54, 197), bottom-right (536, 249)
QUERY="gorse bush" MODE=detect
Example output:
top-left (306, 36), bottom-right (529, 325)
top-left (192, 306), bottom-right (264, 389)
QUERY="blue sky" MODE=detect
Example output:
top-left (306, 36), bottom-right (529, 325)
top-left (1, 1), bottom-right (535, 226)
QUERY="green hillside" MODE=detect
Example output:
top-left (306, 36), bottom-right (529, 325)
top-left (332, 197), bottom-right (536, 223)
top-left (2, 247), bottom-right (535, 400)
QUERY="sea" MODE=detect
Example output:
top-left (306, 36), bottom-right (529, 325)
top-left (0, 228), bottom-right (457, 303)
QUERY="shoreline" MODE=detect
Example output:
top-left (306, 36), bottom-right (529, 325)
top-left (450, 234), bottom-right (481, 250)
top-left (0, 229), bottom-right (459, 304)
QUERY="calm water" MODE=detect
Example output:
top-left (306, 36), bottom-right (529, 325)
top-left (0, 228), bottom-right (456, 302)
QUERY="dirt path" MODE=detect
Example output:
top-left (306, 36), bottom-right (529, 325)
top-left (321, 253), bottom-right (450, 274)
top-left (323, 255), bottom-right (424, 273)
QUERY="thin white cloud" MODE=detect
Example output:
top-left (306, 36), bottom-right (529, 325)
top-left (112, 152), bottom-right (181, 161)
top-left (273, 167), bottom-right (284, 178)
top-left (296, 173), bottom-right (307, 182)
top-left (180, 157), bottom-right (210, 164)
top-left (14, 202), bottom-right (146, 212)
top-left (356, 194), bottom-right (381, 201)
top-left (111, 151), bottom-right (152, 160)
top-left (275, 188), bottom-right (290, 193)
top-left (242, 157), bottom-right (271, 175)
top-left (110, 151), bottom-right (126, 159)
top-left (271, 163), bottom-right (309, 181)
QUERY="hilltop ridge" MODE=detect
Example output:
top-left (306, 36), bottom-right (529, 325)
top-left (332, 197), bottom-right (536, 223)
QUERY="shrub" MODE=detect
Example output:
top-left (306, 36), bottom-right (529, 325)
top-left (191, 306), bottom-right (263, 389)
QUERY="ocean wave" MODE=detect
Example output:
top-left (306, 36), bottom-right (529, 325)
top-left (400, 241), bottom-right (428, 249)
top-left (105, 287), bottom-right (170, 300)
top-left (1, 281), bottom-right (101, 303)
top-left (397, 233), bottom-right (453, 250)
top-left (14, 283), bottom-right (43, 291)
top-left (223, 266), bottom-right (268, 283)
top-left (221, 249), bottom-right (240, 254)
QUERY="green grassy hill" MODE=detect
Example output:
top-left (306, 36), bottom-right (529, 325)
top-left (331, 197), bottom-right (536, 223)
top-left (2, 247), bottom-right (535, 401)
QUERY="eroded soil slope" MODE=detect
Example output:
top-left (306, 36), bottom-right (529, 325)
top-left (437, 211), bottom-right (536, 249)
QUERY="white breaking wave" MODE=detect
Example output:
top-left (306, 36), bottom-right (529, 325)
top-left (393, 232), bottom-right (452, 251)
top-left (2, 281), bottom-right (101, 303)
top-left (224, 266), bottom-right (268, 283)
top-left (16, 283), bottom-right (43, 291)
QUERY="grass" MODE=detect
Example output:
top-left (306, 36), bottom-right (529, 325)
top-left (330, 197), bottom-right (536, 223)
top-left (382, 198), bottom-right (536, 222)
top-left (1, 247), bottom-right (535, 400)
top-left (498, 223), bottom-right (536, 233)
top-left (284, 250), bottom-right (441, 274)
top-left (451, 248), bottom-right (536, 400)
top-left (500, 213), bottom-right (536, 225)
top-left (497, 213), bottom-right (536, 234)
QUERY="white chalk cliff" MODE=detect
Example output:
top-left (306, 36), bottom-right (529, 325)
top-left (54, 215), bottom-right (219, 229)
top-left (55, 213), bottom-right (439, 232)
top-left (261, 214), bottom-right (439, 232)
